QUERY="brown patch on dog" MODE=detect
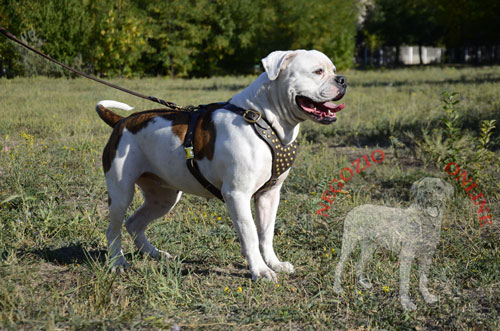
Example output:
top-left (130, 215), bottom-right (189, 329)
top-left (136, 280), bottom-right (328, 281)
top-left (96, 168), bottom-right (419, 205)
top-left (101, 108), bottom-right (216, 173)
top-left (96, 104), bottom-right (124, 127)
top-left (194, 110), bottom-right (217, 160)
top-left (161, 112), bottom-right (190, 141)
top-left (102, 122), bottom-right (125, 173)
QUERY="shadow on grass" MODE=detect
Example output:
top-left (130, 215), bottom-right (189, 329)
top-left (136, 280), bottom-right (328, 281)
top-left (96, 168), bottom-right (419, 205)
top-left (1, 243), bottom-right (108, 265)
top-left (1, 244), bottom-right (252, 279)
top-left (180, 259), bottom-right (251, 279)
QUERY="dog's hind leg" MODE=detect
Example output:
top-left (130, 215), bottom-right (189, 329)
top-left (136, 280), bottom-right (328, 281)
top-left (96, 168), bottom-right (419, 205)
top-left (106, 176), bottom-right (135, 269)
top-left (125, 173), bottom-right (182, 260)
top-left (356, 241), bottom-right (376, 289)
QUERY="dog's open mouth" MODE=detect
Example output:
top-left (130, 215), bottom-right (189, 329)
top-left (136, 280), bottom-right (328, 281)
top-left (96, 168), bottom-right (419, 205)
top-left (296, 96), bottom-right (344, 123)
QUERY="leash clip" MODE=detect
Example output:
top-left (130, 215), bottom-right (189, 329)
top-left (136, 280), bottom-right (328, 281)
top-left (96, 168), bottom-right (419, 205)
top-left (243, 109), bottom-right (262, 124)
top-left (184, 146), bottom-right (194, 159)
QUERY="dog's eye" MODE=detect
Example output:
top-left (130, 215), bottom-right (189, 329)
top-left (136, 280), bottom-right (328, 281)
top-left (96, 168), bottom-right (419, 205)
top-left (314, 69), bottom-right (324, 75)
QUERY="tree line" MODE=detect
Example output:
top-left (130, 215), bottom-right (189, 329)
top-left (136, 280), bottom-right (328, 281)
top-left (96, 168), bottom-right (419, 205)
top-left (0, 0), bottom-right (357, 77)
top-left (1, 0), bottom-right (498, 78)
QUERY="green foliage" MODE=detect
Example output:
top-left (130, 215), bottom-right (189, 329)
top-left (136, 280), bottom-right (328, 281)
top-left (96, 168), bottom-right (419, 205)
top-left (440, 91), bottom-right (462, 163)
top-left (90, 3), bottom-right (152, 77)
top-left (0, 0), bottom-right (95, 76)
top-left (435, 0), bottom-right (500, 47)
top-left (0, 0), bottom-right (358, 77)
top-left (414, 91), bottom-right (500, 192)
top-left (15, 30), bottom-right (66, 77)
top-left (362, 0), bottom-right (500, 53)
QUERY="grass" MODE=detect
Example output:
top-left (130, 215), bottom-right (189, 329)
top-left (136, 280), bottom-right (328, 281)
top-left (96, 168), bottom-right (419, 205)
top-left (0, 66), bottom-right (499, 329)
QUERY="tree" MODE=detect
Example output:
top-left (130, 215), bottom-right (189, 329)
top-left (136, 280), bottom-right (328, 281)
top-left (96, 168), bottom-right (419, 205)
top-left (1, 0), bottom-right (360, 77)
top-left (362, 0), bottom-right (440, 65)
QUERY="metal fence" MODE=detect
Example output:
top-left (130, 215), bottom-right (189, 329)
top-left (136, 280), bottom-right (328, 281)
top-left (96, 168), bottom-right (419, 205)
top-left (355, 45), bottom-right (500, 66)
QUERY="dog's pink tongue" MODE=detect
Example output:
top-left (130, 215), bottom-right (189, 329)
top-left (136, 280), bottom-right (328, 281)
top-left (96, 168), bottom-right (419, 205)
top-left (321, 102), bottom-right (345, 112)
top-left (298, 97), bottom-right (345, 114)
top-left (298, 98), bottom-right (316, 112)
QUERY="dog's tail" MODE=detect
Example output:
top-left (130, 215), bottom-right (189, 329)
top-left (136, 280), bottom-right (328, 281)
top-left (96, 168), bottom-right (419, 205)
top-left (96, 100), bottom-right (134, 127)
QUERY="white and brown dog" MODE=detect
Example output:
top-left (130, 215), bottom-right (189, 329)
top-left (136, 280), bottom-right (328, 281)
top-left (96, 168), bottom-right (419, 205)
top-left (96, 50), bottom-right (347, 281)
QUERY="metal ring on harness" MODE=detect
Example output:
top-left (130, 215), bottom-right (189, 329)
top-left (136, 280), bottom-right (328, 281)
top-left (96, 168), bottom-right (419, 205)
top-left (242, 109), bottom-right (262, 123)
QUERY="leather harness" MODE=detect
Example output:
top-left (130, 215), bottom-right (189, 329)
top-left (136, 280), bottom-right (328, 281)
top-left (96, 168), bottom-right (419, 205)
top-left (183, 102), bottom-right (298, 201)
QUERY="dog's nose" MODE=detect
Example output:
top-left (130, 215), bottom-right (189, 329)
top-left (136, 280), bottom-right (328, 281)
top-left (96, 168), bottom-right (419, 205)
top-left (335, 75), bottom-right (347, 88)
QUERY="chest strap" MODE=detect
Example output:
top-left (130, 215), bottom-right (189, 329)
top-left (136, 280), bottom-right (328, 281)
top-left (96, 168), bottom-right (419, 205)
top-left (183, 103), bottom-right (298, 201)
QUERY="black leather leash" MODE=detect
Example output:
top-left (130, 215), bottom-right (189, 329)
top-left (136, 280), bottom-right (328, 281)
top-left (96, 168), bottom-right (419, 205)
top-left (0, 26), bottom-right (189, 110)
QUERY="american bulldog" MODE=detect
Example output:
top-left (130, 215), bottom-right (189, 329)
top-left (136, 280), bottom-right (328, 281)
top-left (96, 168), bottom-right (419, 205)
top-left (96, 50), bottom-right (347, 281)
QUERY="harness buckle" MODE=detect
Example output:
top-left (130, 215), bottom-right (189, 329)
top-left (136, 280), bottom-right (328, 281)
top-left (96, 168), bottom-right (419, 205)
top-left (184, 146), bottom-right (194, 159)
top-left (243, 109), bottom-right (262, 124)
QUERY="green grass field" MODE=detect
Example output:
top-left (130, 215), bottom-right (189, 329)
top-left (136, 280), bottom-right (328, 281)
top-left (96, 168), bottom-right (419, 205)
top-left (0, 66), bottom-right (499, 329)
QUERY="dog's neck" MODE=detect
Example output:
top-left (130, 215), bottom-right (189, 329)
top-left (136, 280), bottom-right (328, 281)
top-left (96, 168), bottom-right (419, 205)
top-left (230, 73), bottom-right (301, 145)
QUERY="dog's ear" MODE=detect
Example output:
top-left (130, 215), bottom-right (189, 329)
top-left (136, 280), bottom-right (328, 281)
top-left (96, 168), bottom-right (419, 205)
top-left (262, 51), bottom-right (298, 81)
top-left (410, 178), bottom-right (423, 198)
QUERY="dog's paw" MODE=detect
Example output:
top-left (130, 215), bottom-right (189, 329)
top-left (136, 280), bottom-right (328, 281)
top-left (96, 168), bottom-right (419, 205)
top-left (151, 249), bottom-right (173, 260)
top-left (358, 277), bottom-right (372, 289)
top-left (111, 255), bottom-right (130, 267)
top-left (423, 293), bottom-right (438, 304)
top-left (111, 256), bottom-right (130, 273)
top-left (270, 261), bottom-right (294, 274)
top-left (111, 265), bottom-right (128, 274)
top-left (251, 266), bottom-right (278, 283)
top-left (400, 296), bottom-right (417, 311)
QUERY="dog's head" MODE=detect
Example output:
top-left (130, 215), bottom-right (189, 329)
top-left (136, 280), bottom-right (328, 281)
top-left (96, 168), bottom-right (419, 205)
top-left (262, 50), bottom-right (346, 124)
top-left (411, 177), bottom-right (454, 218)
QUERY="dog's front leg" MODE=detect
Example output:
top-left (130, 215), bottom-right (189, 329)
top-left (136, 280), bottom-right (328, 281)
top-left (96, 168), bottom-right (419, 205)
top-left (254, 186), bottom-right (294, 274)
top-left (417, 254), bottom-right (438, 304)
top-left (223, 190), bottom-right (278, 282)
top-left (399, 246), bottom-right (417, 311)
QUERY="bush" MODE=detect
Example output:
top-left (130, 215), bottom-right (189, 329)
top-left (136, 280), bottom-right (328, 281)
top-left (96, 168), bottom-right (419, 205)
top-left (414, 91), bottom-right (500, 193)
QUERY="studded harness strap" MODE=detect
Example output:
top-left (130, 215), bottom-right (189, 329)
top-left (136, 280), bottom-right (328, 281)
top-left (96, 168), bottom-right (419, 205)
top-left (183, 103), bottom-right (298, 202)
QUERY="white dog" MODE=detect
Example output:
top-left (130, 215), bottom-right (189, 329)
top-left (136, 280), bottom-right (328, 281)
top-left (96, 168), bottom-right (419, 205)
top-left (333, 177), bottom-right (454, 310)
top-left (96, 50), bottom-right (346, 281)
